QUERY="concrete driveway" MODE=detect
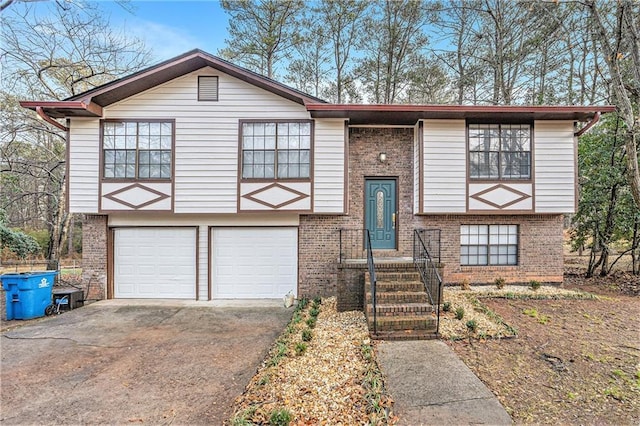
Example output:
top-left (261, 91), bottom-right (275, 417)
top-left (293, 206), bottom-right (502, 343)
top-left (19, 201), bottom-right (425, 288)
top-left (1, 300), bottom-right (292, 425)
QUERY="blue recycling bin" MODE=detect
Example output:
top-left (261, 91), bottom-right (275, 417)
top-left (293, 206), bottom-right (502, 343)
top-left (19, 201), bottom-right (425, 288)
top-left (1, 271), bottom-right (58, 320)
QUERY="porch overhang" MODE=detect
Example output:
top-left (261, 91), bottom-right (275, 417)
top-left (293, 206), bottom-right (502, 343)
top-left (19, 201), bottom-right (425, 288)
top-left (306, 104), bottom-right (617, 126)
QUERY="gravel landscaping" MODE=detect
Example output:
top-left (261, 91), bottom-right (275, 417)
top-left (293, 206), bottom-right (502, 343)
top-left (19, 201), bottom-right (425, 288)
top-left (229, 297), bottom-right (395, 425)
top-left (228, 276), bottom-right (637, 425)
top-left (439, 284), bottom-right (597, 340)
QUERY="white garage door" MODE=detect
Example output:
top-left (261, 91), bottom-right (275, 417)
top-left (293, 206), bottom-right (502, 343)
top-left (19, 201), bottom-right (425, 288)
top-left (212, 227), bottom-right (297, 299)
top-left (114, 228), bottom-right (196, 299)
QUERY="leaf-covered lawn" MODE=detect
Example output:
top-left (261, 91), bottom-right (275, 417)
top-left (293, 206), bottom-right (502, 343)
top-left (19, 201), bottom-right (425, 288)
top-left (447, 288), bottom-right (640, 424)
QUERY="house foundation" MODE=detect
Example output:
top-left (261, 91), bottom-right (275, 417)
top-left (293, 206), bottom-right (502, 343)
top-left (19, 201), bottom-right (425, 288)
top-left (81, 214), bottom-right (108, 300)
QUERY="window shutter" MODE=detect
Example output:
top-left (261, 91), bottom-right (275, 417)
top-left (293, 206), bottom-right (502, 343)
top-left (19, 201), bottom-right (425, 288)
top-left (198, 76), bottom-right (219, 101)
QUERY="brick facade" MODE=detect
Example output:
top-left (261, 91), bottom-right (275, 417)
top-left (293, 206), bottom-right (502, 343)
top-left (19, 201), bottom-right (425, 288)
top-left (299, 127), bottom-right (418, 302)
top-left (299, 127), bottom-right (565, 310)
top-left (81, 215), bottom-right (108, 300)
top-left (419, 214), bottom-right (564, 285)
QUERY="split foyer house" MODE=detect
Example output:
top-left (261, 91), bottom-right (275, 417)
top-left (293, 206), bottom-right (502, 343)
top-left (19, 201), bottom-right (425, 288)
top-left (21, 50), bottom-right (614, 312)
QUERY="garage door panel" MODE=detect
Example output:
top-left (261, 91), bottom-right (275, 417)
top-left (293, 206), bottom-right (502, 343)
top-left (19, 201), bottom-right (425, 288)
top-left (212, 228), bottom-right (297, 299)
top-left (115, 228), bottom-right (196, 299)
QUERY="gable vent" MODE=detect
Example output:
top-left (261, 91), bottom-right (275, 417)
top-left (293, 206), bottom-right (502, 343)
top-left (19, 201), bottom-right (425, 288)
top-left (198, 76), bottom-right (219, 101)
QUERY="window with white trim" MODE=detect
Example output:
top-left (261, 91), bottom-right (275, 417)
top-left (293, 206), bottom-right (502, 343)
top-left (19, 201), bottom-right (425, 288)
top-left (468, 124), bottom-right (531, 179)
top-left (241, 121), bottom-right (311, 179)
top-left (102, 121), bottom-right (172, 179)
top-left (460, 225), bottom-right (518, 266)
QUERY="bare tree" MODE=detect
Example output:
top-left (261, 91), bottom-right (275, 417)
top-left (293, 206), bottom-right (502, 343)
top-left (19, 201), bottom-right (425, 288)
top-left (586, 0), bottom-right (640, 209)
top-left (285, 16), bottom-right (332, 98)
top-left (358, 0), bottom-right (433, 103)
top-left (400, 56), bottom-right (452, 104)
top-left (1, 1), bottom-right (151, 266)
top-left (313, 0), bottom-right (368, 103)
top-left (430, 0), bottom-right (484, 104)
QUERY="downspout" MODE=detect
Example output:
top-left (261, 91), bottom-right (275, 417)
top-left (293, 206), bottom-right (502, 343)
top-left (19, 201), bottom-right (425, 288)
top-left (36, 106), bottom-right (69, 132)
top-left (574, 111), bottom-right (601, 137)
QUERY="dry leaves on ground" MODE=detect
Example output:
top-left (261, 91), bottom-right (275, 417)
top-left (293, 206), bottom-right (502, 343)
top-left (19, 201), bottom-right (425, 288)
top-left (439, 285), bottom-right (597, 340)
top-left (449, 291), bottom-right (640, 424)
top-left (229, 297), bottom-right (395, 425)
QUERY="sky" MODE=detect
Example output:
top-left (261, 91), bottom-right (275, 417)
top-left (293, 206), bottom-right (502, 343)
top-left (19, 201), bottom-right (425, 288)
top-left (98, 1), bottom-right (231, 61)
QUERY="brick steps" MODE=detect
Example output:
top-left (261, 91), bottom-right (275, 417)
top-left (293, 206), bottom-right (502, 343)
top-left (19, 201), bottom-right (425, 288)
top-left (365, 266), bottom-right (437, 340)
top-left (368, 314), bottom-right (436, 330)
top-left (367, 271), bottom-right (421, 282)
top-left (375, 280), bottom-right (425, 293)
top-left (365, 290), bottom-right (429, 304)
top-left (366, 302), bottom-right (434, 316)
top-left (371, 329), bottom-right (439, 341)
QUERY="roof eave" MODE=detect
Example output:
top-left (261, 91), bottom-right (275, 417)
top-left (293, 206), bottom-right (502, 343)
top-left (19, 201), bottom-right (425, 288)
top-left (19, 100), bottom-right (103, 119)
top-left (64, 49), bottom-right (325, 108)
top-left (306, 104), bottom-right (617, 125)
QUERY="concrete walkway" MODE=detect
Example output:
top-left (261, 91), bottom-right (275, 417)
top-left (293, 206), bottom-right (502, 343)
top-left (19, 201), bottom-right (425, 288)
top-left (377, 340), bottom-right (512, 425)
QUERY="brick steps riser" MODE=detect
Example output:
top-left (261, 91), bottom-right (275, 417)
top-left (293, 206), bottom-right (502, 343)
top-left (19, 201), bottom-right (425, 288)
top-left (369, 323), bottom-right (437, 332)
top-left (367, 317), bottom-right (436, 331)
top-left (371, 331), bottom-right (438, 341)
top-left (375, 281), bottom-right (425, 293)
top-left (366, 304), bottom-right (434, 316)
top-left (365, 292), bottom-right (428, 304)
top-left (367, 272), bottom-right (421, 282)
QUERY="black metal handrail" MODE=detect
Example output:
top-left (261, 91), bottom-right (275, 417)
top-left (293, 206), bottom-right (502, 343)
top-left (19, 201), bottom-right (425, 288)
top-left (365, 229), bottom-right (377, 334)
top-left (413, 229), bottom-right (443, 335)
top-left (338, 228), bottom-right (366, 263)
top-left (413, 228), bottom-right (441, 264)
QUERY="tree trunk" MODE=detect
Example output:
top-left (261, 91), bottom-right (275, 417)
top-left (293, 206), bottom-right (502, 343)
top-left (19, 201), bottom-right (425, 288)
top-left (588, 1), bottom-right (640, 209)
top-left (67, 214), bottom-right (74, 257)
top-left (599, 246), bottom-right (610, 277)
top-left (632, 219), bottom-right (639, 275)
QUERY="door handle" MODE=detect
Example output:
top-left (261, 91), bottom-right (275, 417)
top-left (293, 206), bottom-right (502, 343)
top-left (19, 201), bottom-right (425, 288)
top-left (392, 213), bottom-right (396, 229)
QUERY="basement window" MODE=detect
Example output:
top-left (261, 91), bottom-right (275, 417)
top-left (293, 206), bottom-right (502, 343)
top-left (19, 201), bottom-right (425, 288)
top-left (198, 76), bottom-right (219, 101)
top-left (460, 224), bottom-right (518, 266)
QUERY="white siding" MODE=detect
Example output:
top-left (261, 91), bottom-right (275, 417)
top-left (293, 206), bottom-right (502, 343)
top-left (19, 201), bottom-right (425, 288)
top-left (103, 68), bottom-right (311, 214)
top-left (313, 119), bottom-right (346, 213)
top-left (422, 119), bottom-right (467, 213)
top-left (68, 119), bottom-right (100, 213)
top-left (240, 182), bottom-right (311, 211)
top-left (534, 121), bottom-right (576, 213)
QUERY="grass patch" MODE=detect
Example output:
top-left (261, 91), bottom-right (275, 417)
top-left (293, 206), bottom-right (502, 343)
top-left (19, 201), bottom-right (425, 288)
top-left (466, 294), bottom-right (518, 336)
top-left (269, 408), bottom-right (292, 425)
top-left (230, 405), bottom-right (258, 426)
top-left (522, 308), bottom-right (551, 324)
top-left (361, 341), bottom-right (393, 424)
top-left (60, 268), bottom-right (82, 276)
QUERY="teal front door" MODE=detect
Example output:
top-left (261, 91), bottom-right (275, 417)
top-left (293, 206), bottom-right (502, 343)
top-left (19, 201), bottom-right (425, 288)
top-left (365, 179), bottom-right (397, 249)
